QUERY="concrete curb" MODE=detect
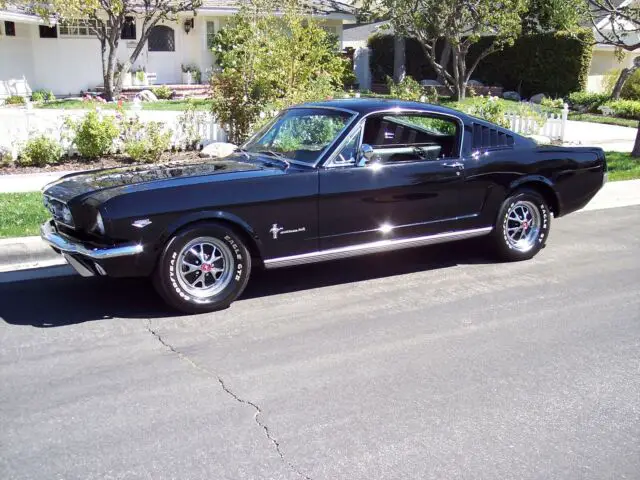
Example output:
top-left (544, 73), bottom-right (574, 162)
top-left (0, 236), bottom-right (64, 273)
top-left (0, 179), bottom-right (639, 274)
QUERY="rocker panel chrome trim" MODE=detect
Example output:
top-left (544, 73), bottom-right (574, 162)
top-left (264, 226), bottom-right (493, 269)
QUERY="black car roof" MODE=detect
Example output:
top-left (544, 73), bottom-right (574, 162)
top-left (297, 98), bottom-right (470, 120)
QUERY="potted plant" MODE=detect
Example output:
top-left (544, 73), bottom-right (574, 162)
top-left (117, 62), bottom-right (133, 88)
top-left (133, 66), bottom-right (147, 86)
top-left (181, 64), bottom-right (201, 85)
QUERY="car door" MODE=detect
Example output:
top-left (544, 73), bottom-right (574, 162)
top-left (318, 112), bottom-right (476, 250)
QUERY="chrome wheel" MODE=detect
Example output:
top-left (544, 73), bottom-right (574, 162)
top-left (505, 200), bottom-right (541, 253)
top-left (176, 237), bottom-right (234, 298)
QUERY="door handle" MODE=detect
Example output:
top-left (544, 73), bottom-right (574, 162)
top-left (443, 161), bottom-right (464, 169)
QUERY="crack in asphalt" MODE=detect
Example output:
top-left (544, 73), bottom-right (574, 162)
top-left (144, 320), bottom-right (312, 480)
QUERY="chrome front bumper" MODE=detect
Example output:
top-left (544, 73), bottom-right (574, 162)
top-left (40, 220), bottom-right (143, 260)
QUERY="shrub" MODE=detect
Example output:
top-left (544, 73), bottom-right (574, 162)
top-left (452, 96), bottom-right (510, 128)
top-left (153, 85), bottom-right (173, 100)
top-left (210, 2), bottom-right (348, 144)
top-left (621, 69), bottom-right (640, 100)
top-left (4, 95), bottom-right (25, 105)
top-left (540, 97), bottom-right (564, 109)
top-left (31, 91), bottom-right (45, 102)
top-left (603, 99), bottom-right (640, 120)
top-left (387, 76), bottom-right (423, 101)
top-left (65, 110), bottom-right (120, 159)
top-left (567, 91), bottom-right (609, 113)
top-left (123, 119), bottom-right (171, 163)
top-left (18, 135), bottom-right (63, 167)
top-left (31, 89), bottom-right (55, 102)
top-left (177, 100), bottom-right (205, 149)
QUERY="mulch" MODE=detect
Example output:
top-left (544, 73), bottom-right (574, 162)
top-left (0, 151), bottom-right (204, 175)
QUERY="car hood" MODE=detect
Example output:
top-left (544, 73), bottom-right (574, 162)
top-left (43, 155), bottom-right (276, 203)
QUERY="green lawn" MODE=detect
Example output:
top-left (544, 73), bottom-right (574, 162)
top-left (0, 192), bottom-right (49, 239)
top-left (35, 98), bottom-right (211, 111)
top-left (605, 151), bottom-right (640, 181)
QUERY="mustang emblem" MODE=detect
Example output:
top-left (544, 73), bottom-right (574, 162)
top-left (269, 224), bottom-right (306, 240)
top-left (270, 224), bottom-right (284, 239)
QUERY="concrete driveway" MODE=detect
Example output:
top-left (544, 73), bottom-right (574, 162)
top-left (1, 206), bottom-right (639, 480)
top-left (564, 120), bottom-right (638, 152)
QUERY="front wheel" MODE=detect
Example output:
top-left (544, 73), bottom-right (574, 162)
top-left (491, 189), bottom-right (551, 261)
top-left (153, 223), bottom-right (252, 313)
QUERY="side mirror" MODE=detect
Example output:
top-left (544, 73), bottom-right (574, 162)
top-left (357, 144), bottom-right (375, 167)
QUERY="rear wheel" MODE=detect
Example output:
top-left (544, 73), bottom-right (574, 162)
top-left (491, 189), bottom-right (551, 261)
top-left (153, 223), bottom-right (252, 313)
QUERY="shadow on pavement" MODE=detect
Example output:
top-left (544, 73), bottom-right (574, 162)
top-left (0, 240), bottom-right (493, 328)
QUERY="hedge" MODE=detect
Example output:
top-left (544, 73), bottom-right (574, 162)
top-left (368, 30), bottom-right (594, 99)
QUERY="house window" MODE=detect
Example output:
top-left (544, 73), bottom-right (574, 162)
top-left (39, 25), bottom-right (58, 38)
top-left (4, 21), bottom-right (16, 36)
top-left (121, 16), bottom-right (136, 40)
top-left (206, 21), bottom-right (216, 49)
top-left (148, 25), bottom-right (175, 51)
top-left (59, 19), bottom-right (107, 37)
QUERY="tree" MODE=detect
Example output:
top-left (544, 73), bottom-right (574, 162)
top-left (5, 0), bottom-right (200, 100)
top-left (363, 0), bottom-right (528, 100)
top-left (210, 0), bottom-right (349, 143)
top-left (521, 0), bottom-right (585, 33)
top-left (587, 0), bottom-right (640, 99)
top-left (587, 0), bottom-right (640, 156)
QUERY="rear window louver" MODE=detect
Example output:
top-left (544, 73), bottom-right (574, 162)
top-left (472, 123), bottom-right (514, 149)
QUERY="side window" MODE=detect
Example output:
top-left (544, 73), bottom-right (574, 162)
top-left (362, 113), bottom-right (460, 162)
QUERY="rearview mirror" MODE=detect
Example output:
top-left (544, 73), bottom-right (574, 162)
top-left (357, 144), bottom-right (374, 167)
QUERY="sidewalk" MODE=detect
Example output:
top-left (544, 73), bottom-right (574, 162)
top-left (0, 170), bottom-right (75, 193)
top-left (1, 179), bottom-right (638, 274)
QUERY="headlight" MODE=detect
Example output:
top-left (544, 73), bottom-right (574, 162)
top-left (61, 205), bottom-right (74, 226)
top-left (94, 212), bottom-right (105, 235)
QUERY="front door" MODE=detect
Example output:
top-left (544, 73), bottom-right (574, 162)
top-left (146, 25), bottom-right (180, 83)
top-left (318, 112), bottom-right (473, 250)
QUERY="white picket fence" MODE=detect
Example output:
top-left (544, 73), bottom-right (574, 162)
top-left (0, 104), bottom-right (227, 159)
top-left (1, 101), bottom-right (570, 159)
top-left (504, 103), bottom-right (569, 142)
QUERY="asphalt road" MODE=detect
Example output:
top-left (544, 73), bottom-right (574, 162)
top-left (1, 206), bottom-right (639, 480)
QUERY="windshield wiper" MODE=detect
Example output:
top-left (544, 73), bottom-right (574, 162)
top-left (256, 150), bottom-right (291, 169)
top-left (233, 147), bottom-right (251, 160)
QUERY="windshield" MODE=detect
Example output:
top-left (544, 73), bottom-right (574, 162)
top-left (244, 108), bottom-right (354, 165)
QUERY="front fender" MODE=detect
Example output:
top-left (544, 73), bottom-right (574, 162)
top-left (158, 210), bottom-right (265, 257)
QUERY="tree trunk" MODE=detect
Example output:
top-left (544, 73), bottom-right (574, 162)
top-left (611, 67), bottom-right (636, 99)
top-left (632, 123), bottom-right (640, 157)
top-left (436, 40), bottom-right (451, 85)
top-left (393, 35), bottom-right (406, 83)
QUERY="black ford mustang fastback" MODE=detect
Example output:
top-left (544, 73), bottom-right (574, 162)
top-left (41, 99), bottom-right (606, 313)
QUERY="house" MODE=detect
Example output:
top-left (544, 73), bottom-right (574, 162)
top-left (343, 21), bottom-right (390, 90)
top-left (586, 0), bottom-right (640, 92)
top-left (0, 0), bottom-right (356, 98)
